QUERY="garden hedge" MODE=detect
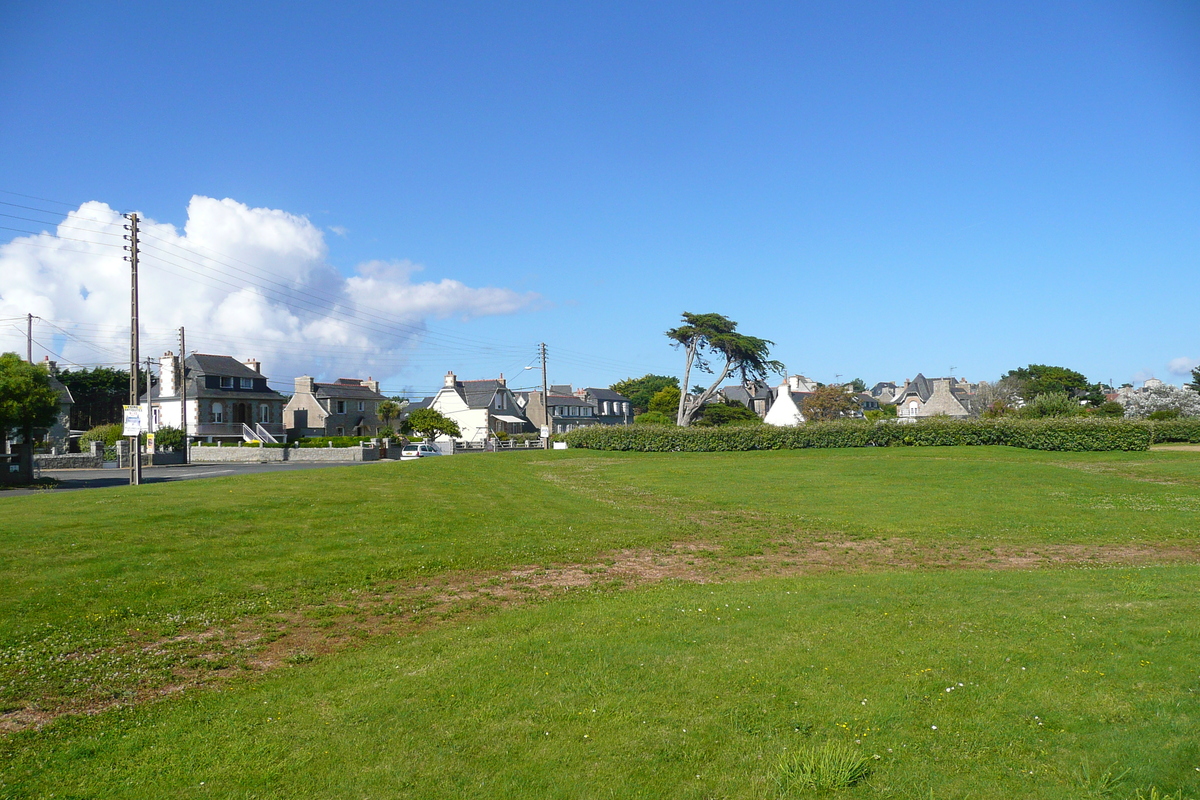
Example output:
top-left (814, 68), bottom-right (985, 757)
top-left (561, 418), bottom-right (1182, 452)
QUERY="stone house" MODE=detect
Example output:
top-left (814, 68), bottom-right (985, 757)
top-left (284, 377), bottom-right (389, 438)
top-left (892, 374), bottom-right (973, 420)
top-left (519, 385), bottom-right (633, 433)
top-left (718, 380), bottom-right (775, 418)
top-left (141, 352), bottom-right (287, 443)
top-left (574, 387), bottom-right (633, 426)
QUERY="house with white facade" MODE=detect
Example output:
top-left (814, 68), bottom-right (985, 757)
top-left (425, 371), bottom-right (534, 443)
top-left (763, 382), bottom-right (810, 427)
top-left (141, 352), bottom-right (287, 443)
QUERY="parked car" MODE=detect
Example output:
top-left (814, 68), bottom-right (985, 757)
top-left (400, 443), bottom-right (441, 460)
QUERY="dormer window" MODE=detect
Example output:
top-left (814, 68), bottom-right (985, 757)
top-left (220, 376), bottom-right (234, 389)
top-left (240, 378), bottom-right (253, 389)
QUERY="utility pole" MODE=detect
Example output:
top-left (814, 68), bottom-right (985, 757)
top-left (539, 342), bottom-right (549, 448)
top-left (125, 214), bottom-right (142, 486)
top-left (145, 356), bottom-right (155, 440)
top-left (26, 313), bottom-right (32, 362)
top-left (179, 326), bottom-right (188, 464)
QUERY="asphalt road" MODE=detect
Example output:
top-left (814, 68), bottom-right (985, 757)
top-left (2, 460), bottom-right (384, 497)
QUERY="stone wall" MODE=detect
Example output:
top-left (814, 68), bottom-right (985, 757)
top-left (188, 444), bottom-right (378, 463)
top-left (34, 453), bottom-right (105, 470)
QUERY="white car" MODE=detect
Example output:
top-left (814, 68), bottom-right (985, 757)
top-left (399, 443), bottom-right (442, 460)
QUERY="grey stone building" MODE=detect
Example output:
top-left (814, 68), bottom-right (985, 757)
top-left (284, 377), bottom-right (389, 438)
top-left (141, 353), bottom-right (287, 443)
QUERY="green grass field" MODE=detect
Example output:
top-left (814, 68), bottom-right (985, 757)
top-left (2, 447), bottom-right (1199, 798)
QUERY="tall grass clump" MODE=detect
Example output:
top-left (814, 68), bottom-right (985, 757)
top-left (774, 741), bottom-right (872, 793)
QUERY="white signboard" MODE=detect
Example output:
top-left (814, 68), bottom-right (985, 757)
top-left (122, 405), bottom-right (144, 436)
top-left (540, 426), bottom-right (550, 438)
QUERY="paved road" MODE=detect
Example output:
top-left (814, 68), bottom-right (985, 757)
top-left (3, 460), bottom-right (384, 497)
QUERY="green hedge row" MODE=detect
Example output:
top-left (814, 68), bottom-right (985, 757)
top-left (560, 418), bottom-right (1200, 452)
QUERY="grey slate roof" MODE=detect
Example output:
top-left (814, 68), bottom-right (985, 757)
top-left (581, 387), bottom-right (630, 403)
top-left (457, 379), bottom-right (504, 409)
top-left (313, 382), bottom-right (385, 401)
top-left (189, 354), bottom-right (266, 381)
top-left (546, 394), bottom-right (591, 408)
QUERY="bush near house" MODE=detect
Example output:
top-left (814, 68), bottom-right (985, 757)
top-left (78, 423), bottom-right (124, 449)
top-left (561, 417), bottom-right (1200, 452)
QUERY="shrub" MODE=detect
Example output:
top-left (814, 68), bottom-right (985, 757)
top-left (634, 411), bottom-right (673, 425)
top-left (152, 426), bottom-right (185, 452)
top-left (1148, 409), bottom-right (1181, 421)
top-left (1018, 391), bottom-right (1084, 418)
top-left (775, 741), bottom-right (871, 792)
top-left (562, 418), bottom-right (1154, 452)
top-left (695, 401), bottom-right (760, 427)
top-left (296, 436), bottom-right (376, 448)
top-left (79, 423), bottom-right (124, 449)
top-left (1148, 417), bottom-right (1200, 444)
top-left (647, 386), bottom-right (680, 415)
top-left (1093, 401), bottom-right (1125, 417)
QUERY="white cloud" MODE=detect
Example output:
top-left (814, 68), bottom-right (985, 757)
top-left (1167, 356), bottom-right (1199, 376)
top-left (1133, 368), bottom-right (1157, 385)
top-left (0, 196), bottom-right (540, 384)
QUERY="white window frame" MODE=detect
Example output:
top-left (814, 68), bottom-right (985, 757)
top-left (240, 377), bottom-right (253, 389)
top-left (220, 376), bottom-right (234, 389)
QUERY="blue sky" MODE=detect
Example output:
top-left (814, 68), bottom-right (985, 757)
top-left (1, 1), bottom-right (1197, 396)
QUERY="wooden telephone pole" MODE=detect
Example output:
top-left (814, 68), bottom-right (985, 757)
top-left (125, 214), bottom-right (142, 486)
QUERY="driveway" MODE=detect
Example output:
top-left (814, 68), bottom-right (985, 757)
top-left (2, 460), bottom-right (385, 497)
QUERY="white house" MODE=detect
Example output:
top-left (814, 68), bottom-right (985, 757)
top-left (763, 382), bottom-right (808, 427)
top-left (140, 352), bottom-right (287, 443)
top-left (424, 371), bottom-right (534, 443)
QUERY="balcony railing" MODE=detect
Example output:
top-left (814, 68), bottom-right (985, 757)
top-left (193, 422), bottom-right (285, 438)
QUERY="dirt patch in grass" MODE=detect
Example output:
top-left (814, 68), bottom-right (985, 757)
top-left (4, 536), bottom-right (1198, 733)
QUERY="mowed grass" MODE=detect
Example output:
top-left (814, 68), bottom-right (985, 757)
top-left (2, 446), bottom-right (1200, 797)
top-left (3, 568), bottom-right (1198, 799)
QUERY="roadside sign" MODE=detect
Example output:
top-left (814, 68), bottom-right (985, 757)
top-left (122, 405), bottom-right (144, 436)
top-left (540, 426), bottom-right (550, 438)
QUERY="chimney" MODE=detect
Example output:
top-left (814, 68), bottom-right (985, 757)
top-left (41, 356), bottom-right (59, 376)
top-left (244, 358), bottom-right (261, 374)
top-left (159, 351), bottom-right (177, 397)
top-left (497, 373), bottom-right (506, 387)
top-left (444, 371), bottom-right (457, 388)
top-left (365, 379), bottom-right (379, 394)
top-left (295, 376), bottom-right (316, 395)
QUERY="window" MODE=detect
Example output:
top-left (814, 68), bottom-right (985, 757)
top-left (259, 404), bottom-right (270, 423)
top-left (358, 401), bottom-right (364, 412)
top-left (212, 402), bottom-right (224, 423)
top-left (239, 378), bottom-right (253, 389)
top-left (220, 376), bottom-right (233, 389)
top-left (336, 400), bottom-right (346, 414)
top-left (336, 427), bottom-right (344, 435)
top-left (152, 407), bottom-right (161, 426)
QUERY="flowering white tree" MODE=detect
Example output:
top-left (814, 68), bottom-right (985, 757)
top-left (1123, 383), bottom-right (1200, 418)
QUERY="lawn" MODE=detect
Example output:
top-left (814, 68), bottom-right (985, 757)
top-left (2, 447), bottom-right (1199, 798)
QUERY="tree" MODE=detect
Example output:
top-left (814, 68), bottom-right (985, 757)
top-left (1188, 367), bottom-right (1200, 394)
top-left (849, 378), bottom-right (866, 393)
top-left (666, 312), bottom-right (782, 427)
top-left (403, 408), bottom-right (462, 441)
top-left (970, 377), bottom-right (1024, 418)
top-left (696, 401), bottom-right (760, 426)
top-left (801, 385), bottom-right (857, 421)
top-left (633, 411), bottom-right (673, 425)
top-left (1002, 364), bottom-right (1104, 404)
top-left (1122, 384), bottom-right (1200, 419)
top-left (57, 366), bottom-right (145, 429)
top-left (0, 353), bottom-right (60, 480)
top-left (377, 400), bottom-right (401, 429)
top-left (648, 386), bottom-right (681, 415)
top-left (610, 375), bottom-right (679, 414)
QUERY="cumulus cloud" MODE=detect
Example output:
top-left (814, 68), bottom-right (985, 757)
top-left (1167, 356), bottom-right (1199, 376)
top-left (0, 196), bottom-right (539, 384)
